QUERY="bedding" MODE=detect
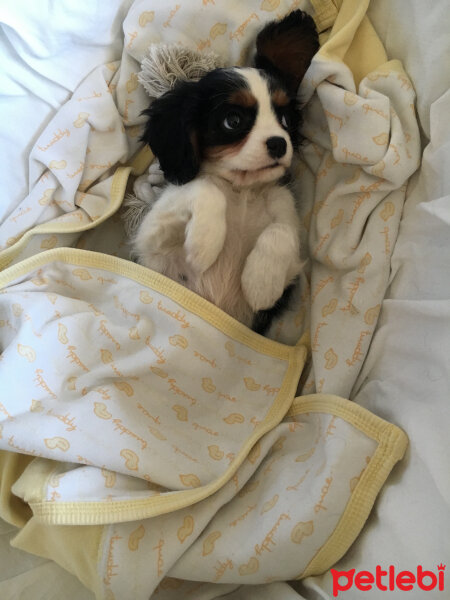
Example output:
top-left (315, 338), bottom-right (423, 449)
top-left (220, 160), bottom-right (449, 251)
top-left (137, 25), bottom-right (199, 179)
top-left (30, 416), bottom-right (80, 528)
top-left (298, 2), bottom-right (450, 598)
top-left (0, 0), bottom-right (449, 599)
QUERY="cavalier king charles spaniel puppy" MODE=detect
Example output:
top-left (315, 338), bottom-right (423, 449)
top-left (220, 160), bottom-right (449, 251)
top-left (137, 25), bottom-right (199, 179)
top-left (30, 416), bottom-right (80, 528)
top-left (133, 10), bottom-right (318, 334)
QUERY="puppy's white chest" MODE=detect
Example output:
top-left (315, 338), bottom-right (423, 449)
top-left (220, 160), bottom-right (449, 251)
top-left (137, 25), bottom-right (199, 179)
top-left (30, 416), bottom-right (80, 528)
top-left (224, 185), bottom-right (272, 254)
top-left (186, 179), bottom-right (274, 325)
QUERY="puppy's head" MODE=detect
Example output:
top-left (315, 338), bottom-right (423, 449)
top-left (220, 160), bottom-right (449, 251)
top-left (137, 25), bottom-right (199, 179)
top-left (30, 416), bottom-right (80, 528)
top-left (141, 10), bottom-right (318, 187)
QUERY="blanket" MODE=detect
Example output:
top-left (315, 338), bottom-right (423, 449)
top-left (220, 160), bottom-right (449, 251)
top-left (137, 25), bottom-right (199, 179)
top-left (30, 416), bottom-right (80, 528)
top-left (0, 1), bottom-right (418, 598)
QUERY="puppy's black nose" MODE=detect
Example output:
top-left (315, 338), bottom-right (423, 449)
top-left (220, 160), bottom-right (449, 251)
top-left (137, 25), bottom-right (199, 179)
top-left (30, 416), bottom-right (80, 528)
top-left (266, 136), bottom-right (287, 159)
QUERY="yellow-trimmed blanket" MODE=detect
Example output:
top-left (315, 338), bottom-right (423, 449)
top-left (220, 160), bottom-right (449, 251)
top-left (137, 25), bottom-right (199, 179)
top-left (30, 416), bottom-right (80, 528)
top-left (0, 1), bottom-right (418, 598)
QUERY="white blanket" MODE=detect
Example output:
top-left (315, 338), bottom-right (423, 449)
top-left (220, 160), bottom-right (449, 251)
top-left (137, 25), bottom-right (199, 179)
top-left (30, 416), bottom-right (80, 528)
top-left (299, 1), bottom-right (450, 598)
top-left (0, 0), bottom-right (449, 599)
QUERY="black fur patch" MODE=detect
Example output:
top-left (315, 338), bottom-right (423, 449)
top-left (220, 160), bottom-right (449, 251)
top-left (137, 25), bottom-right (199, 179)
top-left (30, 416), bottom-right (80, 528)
top-left (255, 9), bottom-right (319, 94)
top-left (251, 283), bottom-right (297, 336)
top-left (141, 80), bottom-right (201, 185)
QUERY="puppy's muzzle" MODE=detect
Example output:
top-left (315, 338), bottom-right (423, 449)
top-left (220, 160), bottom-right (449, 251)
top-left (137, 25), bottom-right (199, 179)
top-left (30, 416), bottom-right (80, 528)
top-left (266, 136), bottom-right (287, 159)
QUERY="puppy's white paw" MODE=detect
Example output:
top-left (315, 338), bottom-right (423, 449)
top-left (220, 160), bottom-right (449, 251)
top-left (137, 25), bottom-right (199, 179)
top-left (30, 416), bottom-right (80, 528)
top-left (241, 254), bottom-right (288, 311)
top-left (185, 218), bottom-right (226, 273)
top-left (133, 177), bottom-right (155, 203)
top-left (133, 160), bottom-right (166, 205)
top-left (148, 160), bottom-right (165, 185)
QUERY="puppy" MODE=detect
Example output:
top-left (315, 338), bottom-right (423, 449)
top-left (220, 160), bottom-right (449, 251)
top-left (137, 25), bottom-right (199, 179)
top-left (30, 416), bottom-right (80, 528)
top-left (133, 10), bottom-right (318, 333)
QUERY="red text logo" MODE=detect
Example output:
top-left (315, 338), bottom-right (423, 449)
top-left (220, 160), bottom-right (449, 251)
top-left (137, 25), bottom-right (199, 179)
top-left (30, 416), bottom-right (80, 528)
top-left (331, 564), bottom-right (446, 597)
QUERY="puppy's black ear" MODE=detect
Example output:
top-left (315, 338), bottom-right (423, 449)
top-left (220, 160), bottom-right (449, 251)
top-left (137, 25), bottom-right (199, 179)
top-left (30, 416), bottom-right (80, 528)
top-left (255, 10), bottom-right (319, 94)
top-left (141, 80), bottom-right (201, 185)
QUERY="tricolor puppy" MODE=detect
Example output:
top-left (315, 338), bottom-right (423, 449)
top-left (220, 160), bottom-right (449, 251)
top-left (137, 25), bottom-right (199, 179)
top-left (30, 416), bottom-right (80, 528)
top-left (134, 10), bottom-right (318, 333)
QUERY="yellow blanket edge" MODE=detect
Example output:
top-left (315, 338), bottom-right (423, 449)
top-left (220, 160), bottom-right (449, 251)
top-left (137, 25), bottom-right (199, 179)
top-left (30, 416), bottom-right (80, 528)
top-left (289, 394), bottom-right (408, 578)
top-left (23, 338), bottom-right (303, 524)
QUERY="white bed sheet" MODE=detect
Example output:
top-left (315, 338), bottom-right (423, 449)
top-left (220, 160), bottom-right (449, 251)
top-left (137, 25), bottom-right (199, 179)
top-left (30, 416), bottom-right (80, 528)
top-left (0, 0), bottom-right (133, 222)
top-left (0, 1), bottom-right (449, 599)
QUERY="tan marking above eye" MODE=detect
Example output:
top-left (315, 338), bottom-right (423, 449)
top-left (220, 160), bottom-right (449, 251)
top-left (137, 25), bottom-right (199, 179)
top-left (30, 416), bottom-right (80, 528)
top-left (229, 89), bottom-right (257, 108)
top-left (204, 135), bottom-right (249, 160)
top-left (271, 89), bottom-right (290, 106)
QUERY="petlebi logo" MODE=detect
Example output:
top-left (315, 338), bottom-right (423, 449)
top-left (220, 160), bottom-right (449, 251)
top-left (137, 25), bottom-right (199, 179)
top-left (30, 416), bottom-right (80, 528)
top-left (331, 564), bottom-right (446, 597)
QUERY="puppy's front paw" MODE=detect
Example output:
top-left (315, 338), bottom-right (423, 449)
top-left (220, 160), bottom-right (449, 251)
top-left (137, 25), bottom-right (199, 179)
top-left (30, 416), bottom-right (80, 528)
top-left (185, 218), bottom-right (226, 273)
top-left (148, 160), bottom-right (165, 186)
top-left (241, 254), bottom-right (287, 311)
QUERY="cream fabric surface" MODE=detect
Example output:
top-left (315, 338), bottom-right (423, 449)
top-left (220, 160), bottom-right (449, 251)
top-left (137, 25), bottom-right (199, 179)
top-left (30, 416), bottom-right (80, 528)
top-left (0, 250), bottom-right (407, 599)
top-left (1, 254), bottom-right (303, 519)
top-left (287, 55), bottom-right (420, 399)
top-left (2, 2), bottom-right (447, 598)
top-left (299, 1), bottom-right (450, 598)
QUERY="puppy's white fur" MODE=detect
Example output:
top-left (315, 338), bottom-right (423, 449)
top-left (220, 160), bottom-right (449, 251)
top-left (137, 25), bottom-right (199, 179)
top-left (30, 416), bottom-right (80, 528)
top-left (133, 68), bottom-right (301, 327)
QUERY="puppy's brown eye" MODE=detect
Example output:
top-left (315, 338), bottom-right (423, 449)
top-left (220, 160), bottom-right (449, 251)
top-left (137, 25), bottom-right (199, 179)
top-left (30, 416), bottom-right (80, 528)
top-left (223, 112), bottom-right (242, 130)
top-left (281, 114), bottom-right (289, 128)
